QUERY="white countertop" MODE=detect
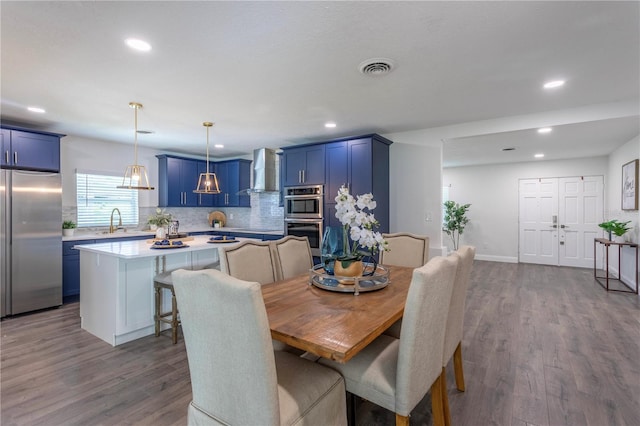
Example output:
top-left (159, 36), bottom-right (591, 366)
top-left (74, 235), bottom-right (249, 259)
top-left (63, 226), bottom-right (284, 242)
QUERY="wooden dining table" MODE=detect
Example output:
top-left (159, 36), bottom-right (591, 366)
top-left (261, 264), bottom-right (414, 363)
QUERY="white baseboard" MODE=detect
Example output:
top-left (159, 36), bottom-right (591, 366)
top-left (475, 254), bottom-right (518, 263)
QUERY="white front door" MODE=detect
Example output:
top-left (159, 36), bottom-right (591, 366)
top-left (519, 178), bottom-right (559, 265)
top-left (519, 176), bottom-right (603, 268)
top-left (557, 176), bottom-right (603, 268)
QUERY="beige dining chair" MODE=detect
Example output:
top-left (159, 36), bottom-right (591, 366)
top-left (379, 232), bottom-right (429, 268)
top-left (441, 245), bottom-right (476, 426)
top-left (172, 268), bottom-right (347, 425)
top-left (271, 235), bottom-right (314, 280)
top-left (380, 232), bottom-right (430, 339)
top-left (218, 239), bottom-right (280, 284)
top-left (319, 255), bottom-right (458, 426)
top-left (218, 239), bottom-right (301, 353)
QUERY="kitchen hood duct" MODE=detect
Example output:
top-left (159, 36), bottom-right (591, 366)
top-left (239, 148), bottom-right (278, 194)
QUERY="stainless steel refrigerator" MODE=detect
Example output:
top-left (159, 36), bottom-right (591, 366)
top-left (1, 169), bottom-right (62, 317)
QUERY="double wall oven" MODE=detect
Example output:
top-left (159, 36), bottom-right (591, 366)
top-left (284, 185), bottom-right (323, 256)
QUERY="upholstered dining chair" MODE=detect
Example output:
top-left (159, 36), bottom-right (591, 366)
top-left (319, 255), bottom-right (458, 426)
top-left (380, 232), bottom-right (430, 339)
top-left (219, 239), bottom-right (280, 284)
top-left (218, 239), bottom-right (301, 353)
top-left (379, 232), bottom-right (429, 268)
top-left (441, 245), bottom-right (476, 426)
top-left (271, 235), bottom-right (314, 280)
top-left (172, 268), bottom-right (347, 425)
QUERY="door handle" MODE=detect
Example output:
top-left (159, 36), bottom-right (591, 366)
top-left (560, 224), bottom-right (569, 229)
top-left (302, 169), bottom-right (305, 183)
top-left (14, 152), bottom-right (18, 164)
top-left (5, 151), bottom-right (8, 163)
top-left (550, 224), bottom-right (557, 228)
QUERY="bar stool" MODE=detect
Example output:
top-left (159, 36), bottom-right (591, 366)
top-left (154, 260), bottom-right (220, 344)
top-left (154, 271), bottom-right (180, 344)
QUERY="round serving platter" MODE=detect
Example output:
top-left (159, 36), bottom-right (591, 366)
top-left (308, 263), bottom-right (390, 295)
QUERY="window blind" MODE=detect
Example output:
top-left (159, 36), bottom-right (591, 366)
top-left (76, 172), bottom-right (139, 227)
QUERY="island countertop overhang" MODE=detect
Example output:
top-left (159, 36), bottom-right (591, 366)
top-left (74, 235), bottom-right (247, 259)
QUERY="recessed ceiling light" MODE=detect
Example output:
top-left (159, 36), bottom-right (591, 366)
top-left (534, 153), bottom-right (545, 158)
top-left (325, 122), bottom-right (337, 128)
top-left (125, 38), bottom-right (152, 52)
top-left (214, 144), bottom-right (224, 149)
top-left (543, 80), bottom-right (565, 89)
top-left (27, 106), bottom-right (45, 113)
top-left (537, 127), bottom-right (552, 134)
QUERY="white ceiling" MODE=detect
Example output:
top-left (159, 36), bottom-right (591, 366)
top-left (1, 1), bottom-right (638, 166)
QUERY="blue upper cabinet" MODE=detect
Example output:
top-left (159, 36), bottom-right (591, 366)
top-left (157, 155), bottom-right (201, 207)
top-left (281, 144), bottom-right (325, 186)
top-left (0, 129), bottom-right (9, 168)
top-left (1, 127), bottom-right (62, 172)
top-left (158, 155), bottom-right (251, 208)
top-left (215, 159), bottom-right (251, 207)
top-left (324, 135), bottom-right (392, 233)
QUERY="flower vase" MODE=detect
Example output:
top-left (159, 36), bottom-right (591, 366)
top-left (321, 226), bottom-right (344, 275)
top-left (334, 259), bottom-right (364, 284)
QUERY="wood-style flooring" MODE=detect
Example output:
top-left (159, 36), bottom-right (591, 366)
top-left (2, 261), bottom-right (639, 425)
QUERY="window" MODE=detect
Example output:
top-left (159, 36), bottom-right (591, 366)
top-left (76, 172), bottom-right (139, 227)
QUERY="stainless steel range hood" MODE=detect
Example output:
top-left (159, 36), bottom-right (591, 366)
top-left (238, 148), bottom-right (278, 194)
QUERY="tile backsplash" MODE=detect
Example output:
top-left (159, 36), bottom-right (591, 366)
top-left (64, 192), bottom-right (284, 232)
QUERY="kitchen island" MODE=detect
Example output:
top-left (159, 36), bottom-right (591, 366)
top-left (75, 235), bottom-right (245, 346)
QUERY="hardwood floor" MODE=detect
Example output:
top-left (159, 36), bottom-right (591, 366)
top-left (2, 261), bottom-right (639, 425)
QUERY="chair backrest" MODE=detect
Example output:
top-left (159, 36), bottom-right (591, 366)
top-left (379, 233), bottom-right (429, 268)
top-left (172, 268), bottom-right (280, 425)
top-left (219, 240), bottom-right (280, 284)
top-left (271, 235), bottom-right (314, 280)
top-left (443, 245), bottom-right (476, 365)
top-left (395, 255), bottom-right (458, 415)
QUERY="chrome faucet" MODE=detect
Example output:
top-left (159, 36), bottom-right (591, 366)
top-left (110, 208), bottom-right (122, 233)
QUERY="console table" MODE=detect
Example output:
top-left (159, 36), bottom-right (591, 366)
top-left (593, 238), bottom-right (638, 294)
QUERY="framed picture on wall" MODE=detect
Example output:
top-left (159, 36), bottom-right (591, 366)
top-left (622, 159), bottom-right (638, 210)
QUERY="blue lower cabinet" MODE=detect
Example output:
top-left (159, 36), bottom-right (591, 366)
top-left (62, 240), bottom-right (95, 302)
top-left (261, 234), bottom-right (284, 241)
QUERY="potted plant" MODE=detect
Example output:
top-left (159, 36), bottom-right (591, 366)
top-left (62, 220), bottom-right (77, 237)
top-left (147, 208), bottom-right (172, 230)
top-left (599, 219), bottom-right (632, 242)
top-left (333, 185), bottom-right (388, 279)
top-left (443, 201), bottom-right (471, 251)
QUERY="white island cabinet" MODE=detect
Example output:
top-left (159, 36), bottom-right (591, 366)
top-left (75, 235), bottom-right (243, 346)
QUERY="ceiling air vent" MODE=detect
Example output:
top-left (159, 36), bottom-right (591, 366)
top-left (358, 58), bottom-right (395, 76)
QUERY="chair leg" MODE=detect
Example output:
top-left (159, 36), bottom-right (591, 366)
top-left (430, 373), bottom-right (445, 426)
top-left (453, 342), bottom-right (465, 391)
top-left (171, 290), bottom-right (178, 344)
top-left (154, 285), bottom-right (161, 337)
top-left (442, 367), bottom-right (451, 426)
top-left (395, 413), bottom-right (410, 426)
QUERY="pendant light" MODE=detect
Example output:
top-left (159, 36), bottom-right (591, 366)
top-left (117, 102), bottom-right (155, 190)
top-left (194, 122), bottom-right (221, 194)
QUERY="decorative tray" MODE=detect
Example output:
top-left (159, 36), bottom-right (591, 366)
top-left (150, 244), bottom-right (189, 249)
top-left (208, 211), bottom-right (226, 227)
top-left (308, 263), bottom-right (390, 295)
top-left (207, 237), bottom-right (238, 244)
